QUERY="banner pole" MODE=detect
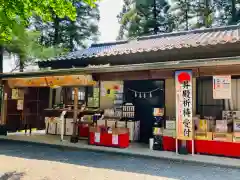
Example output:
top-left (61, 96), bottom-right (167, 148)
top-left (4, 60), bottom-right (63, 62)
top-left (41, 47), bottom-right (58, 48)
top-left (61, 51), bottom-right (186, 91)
top-left (191, 139), bottom-right (194, 156)
top-left (175, 137), bottom-right (178, 154)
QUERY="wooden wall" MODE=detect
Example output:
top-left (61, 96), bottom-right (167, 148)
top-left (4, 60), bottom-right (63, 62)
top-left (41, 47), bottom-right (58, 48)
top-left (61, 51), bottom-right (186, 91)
top-left (5, 86), bottom-right (49, 132)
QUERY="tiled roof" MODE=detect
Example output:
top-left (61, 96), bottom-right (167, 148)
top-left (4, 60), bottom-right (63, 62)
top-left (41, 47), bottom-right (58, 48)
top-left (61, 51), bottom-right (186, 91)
top-left (44, 25), bottom-right (240, 62)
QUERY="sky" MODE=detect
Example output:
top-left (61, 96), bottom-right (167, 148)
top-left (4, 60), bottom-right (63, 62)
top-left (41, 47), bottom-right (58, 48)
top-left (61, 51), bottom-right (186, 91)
top-left (98, 0), bottom-right (124, 42)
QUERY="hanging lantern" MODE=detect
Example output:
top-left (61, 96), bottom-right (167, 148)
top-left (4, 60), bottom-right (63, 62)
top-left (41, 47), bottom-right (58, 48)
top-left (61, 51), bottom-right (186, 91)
top-left (135, 91), bottom-right (137, 97)
top-left (139, 92), bottom-right (142, 98)
top-left (149, 92), bottom-right (152, 98)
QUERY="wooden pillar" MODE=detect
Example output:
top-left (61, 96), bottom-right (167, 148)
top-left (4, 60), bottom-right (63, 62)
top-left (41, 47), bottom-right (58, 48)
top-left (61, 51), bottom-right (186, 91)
top-left (0, 84), bottom-right (7, 135)
top-left (48, 88), bottom-right (53, 108)
top-left (70, 87), bottom-right (79, 143)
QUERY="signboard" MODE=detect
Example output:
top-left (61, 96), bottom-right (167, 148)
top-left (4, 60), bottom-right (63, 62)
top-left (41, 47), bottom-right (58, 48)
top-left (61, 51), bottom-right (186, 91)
top-left (46, 75), bottom-right (96, 87)
top-left (175, 70), bottom-right (193, 140)
top-left (7, 75), bottom-right (96, 88)
top-left (213, 75), bottom-right (231, 99)
top-left (8, 77), bottom-right (48, 88)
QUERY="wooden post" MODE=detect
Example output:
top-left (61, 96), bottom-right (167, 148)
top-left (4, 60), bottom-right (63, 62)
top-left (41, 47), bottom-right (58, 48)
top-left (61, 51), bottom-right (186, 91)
top-left (0, 84), bottom-right (7, 135)
top-left (70, 87), bottom-right (78, 143)
top-left (48, 88), bottom-right (53, 108)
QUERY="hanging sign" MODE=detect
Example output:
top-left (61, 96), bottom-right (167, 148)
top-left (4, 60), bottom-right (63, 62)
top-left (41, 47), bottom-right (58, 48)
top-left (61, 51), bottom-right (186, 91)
top-left (7, 75), bottom-right (96, 88)
top-left (213, 75), bottom-right (231, 99)
top-left (175, 70), bottom-right (193, 140)
top-left (12, 89), bottom-right (19, 99)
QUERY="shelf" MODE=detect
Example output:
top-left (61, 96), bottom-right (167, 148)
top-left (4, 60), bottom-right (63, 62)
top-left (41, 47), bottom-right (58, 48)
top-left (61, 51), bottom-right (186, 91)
top-left (104, 116), bottom-right (121, 120)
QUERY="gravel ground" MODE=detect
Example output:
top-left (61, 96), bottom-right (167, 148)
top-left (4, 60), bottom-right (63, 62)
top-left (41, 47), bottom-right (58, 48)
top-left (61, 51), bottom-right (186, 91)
top-left (0, 141), bottom-right (239, 180)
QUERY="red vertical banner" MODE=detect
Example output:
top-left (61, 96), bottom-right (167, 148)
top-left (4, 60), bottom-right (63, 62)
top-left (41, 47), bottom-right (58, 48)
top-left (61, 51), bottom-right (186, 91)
top-left (175, 70), bottom-right (193, 140)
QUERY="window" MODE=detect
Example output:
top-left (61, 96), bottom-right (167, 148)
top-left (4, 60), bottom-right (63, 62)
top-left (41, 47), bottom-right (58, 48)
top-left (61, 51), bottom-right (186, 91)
top-left (72, 87), bottom-right (86, 101)
top-left (197, 78), bottom-right (224, 118)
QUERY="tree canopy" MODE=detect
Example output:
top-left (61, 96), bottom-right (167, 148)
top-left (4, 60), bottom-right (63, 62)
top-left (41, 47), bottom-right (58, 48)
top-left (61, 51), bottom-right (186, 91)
top-left (117, 0), bottom-right (240, 39)
top-left (32, 0), bottom-right (100, 51)
top-left (0, 0), bottom-right (99, 72)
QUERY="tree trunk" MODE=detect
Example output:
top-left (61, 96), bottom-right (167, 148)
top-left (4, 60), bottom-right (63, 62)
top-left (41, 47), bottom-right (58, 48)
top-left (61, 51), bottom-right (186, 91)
top-left (53, 16), bottom-right (60, 45)
top-left (204, 0), bottom-right (210, 28)
top-left (231, 0), bottom-right (236, 24)
top-left (185, 0), bottom-right (189, 30)
top-left (0, 46), bottom-right (3, 74)
top-left (153, 0), bottom-right (158, 34)
top-left (19, 55), bottom-right (24, 72)
top-left (70, 21), bottom-right (75, 51)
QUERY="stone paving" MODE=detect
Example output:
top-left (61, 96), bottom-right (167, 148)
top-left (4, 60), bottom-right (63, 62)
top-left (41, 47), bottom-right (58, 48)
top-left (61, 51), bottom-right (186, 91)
top-left (0, 141), bottom-right (240, 180)
top-left (1, 133), bottom-right (240, 168)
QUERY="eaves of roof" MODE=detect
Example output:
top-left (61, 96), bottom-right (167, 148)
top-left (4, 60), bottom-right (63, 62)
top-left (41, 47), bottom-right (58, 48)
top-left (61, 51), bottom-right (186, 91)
top-left (39, 25), bottom-right (240, 63)
top-left (4, 55), bottom-right (240, 79)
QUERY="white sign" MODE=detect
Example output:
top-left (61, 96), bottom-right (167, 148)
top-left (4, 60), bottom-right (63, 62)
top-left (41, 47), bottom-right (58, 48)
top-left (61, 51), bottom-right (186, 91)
top-left (213, 75), bottom-right (231, 99)
top-left (112, 134), bottom-right (118, 145)
top-left (175, 70), bottom-right (193, 140)
top-left (94, 132), bottom-right (100, 143)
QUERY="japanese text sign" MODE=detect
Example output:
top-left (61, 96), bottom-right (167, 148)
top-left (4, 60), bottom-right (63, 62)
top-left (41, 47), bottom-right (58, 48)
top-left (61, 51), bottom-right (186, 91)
top-left (175, 70), bottom-right (193, 140)
top-left (213, 75), bottom-right (231, 99)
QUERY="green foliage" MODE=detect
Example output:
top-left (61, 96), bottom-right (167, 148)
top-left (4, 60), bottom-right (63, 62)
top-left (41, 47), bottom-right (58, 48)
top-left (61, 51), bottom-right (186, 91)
top-left (0, 0), bottom-right (99, 42)
top-left (33, 0), bottom-right (100, 51)
top-left (0, 0), bottom-right (99, 71)
top-left (4, 22), bottom-right (64, 70)
top-left (118, 0), bottom-right (240, 40)
top-left (117, 0), bottom-right (175, 39)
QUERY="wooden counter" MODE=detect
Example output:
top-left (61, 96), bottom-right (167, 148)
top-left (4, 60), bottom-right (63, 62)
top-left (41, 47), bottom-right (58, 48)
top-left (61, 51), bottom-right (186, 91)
top-left (44, 108), bottom-right (103, 118)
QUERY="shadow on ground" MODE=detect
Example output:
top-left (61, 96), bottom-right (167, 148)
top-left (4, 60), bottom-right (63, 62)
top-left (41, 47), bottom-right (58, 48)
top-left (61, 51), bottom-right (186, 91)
top-left (0, 171), bottom-right (25, 180)
top-left (0, 140), bottom-right (239, 180)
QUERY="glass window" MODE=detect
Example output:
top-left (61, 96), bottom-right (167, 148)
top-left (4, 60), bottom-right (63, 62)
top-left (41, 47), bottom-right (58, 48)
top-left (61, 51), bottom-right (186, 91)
top-left (72, 87), bottom-right (86, 101)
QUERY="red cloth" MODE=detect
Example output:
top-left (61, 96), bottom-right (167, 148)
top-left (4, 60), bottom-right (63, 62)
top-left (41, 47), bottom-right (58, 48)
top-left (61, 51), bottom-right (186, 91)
top-left (163, 136), bottom-right (194, 153)
top-left (78, 124), bottom-right (89, 137)
top-left (195, 140), bottom-right (240, 157)
top-left (89, 132), bottom-right (129, 148)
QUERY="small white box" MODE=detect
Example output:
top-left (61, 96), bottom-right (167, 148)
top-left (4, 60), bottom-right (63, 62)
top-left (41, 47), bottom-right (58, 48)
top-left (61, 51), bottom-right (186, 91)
top-left (215, 120), bottom-right (228, 132)
top-left (127, 121), bottom-right (135, 141)
top-left (48, 122), bottom-right (57, 135)
top-left (107, 120), bottom-right (116, 127)
top-left (97, 119), bottom-right (105, 126)
top-left (65, 119), bottom-right (74, 136)
top-left (163, 129), bottom-right (176, 137)
top-left (166, 121), bottom-right (176, 130)
top-left (234, 119), bottom-right (240, 132)
top-left (117, 121), bottom-right (126, 128)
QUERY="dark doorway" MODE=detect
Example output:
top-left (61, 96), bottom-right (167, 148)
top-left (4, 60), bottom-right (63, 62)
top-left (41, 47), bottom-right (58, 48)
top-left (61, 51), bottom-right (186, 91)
top-left (124, 80), bottom-right (165, 143)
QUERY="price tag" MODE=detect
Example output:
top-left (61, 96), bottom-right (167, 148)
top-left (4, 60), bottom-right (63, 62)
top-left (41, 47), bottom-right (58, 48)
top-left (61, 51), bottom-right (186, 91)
top-left (112, 135), bottom-right (118, 145)
top-left (94, 132), bottom-right (100, 143)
